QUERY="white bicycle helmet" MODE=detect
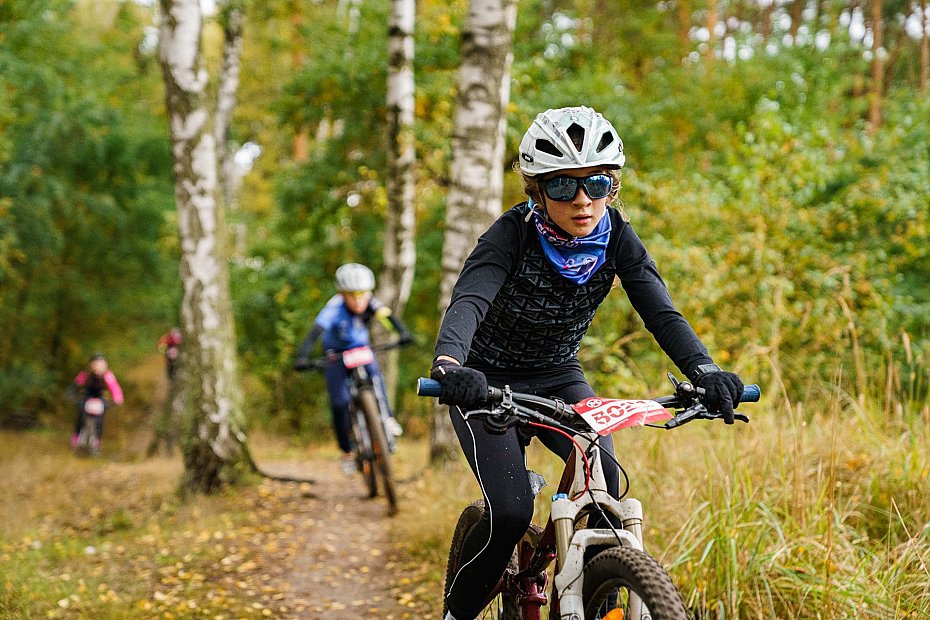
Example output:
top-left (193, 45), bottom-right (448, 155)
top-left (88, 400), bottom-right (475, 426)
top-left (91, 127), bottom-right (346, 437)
top-left (335, 263), bottom-right (375, 292)
top-left (518, 106), bottom-right (625, 175)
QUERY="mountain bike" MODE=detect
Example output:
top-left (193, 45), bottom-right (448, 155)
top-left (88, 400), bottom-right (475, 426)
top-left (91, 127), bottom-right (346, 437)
top-left (303, 342), bottom-right (406, 516)
top-left (74, 397), bottom-right (108, 457)
top-left (417, 374), bottom-right (760, 620)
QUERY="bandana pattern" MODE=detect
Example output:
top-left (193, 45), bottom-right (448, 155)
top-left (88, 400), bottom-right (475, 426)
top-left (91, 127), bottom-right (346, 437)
top-left (530, 198), bottom-right (611, 285)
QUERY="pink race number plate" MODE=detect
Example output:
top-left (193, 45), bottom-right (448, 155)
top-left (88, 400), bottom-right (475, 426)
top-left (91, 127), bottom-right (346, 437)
top-left (342, 346), bottom-right (375, 369)
top-left (572, 397), bottom-right (672, 436)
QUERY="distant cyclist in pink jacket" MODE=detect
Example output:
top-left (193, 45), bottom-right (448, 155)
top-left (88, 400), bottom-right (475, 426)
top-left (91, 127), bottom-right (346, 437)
top-left (68, 354), bottom-right (124, 449)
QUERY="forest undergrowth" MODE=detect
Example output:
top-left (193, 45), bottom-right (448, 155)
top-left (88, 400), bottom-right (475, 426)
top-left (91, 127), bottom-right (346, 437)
top-left (393, 364), bottom-right (930, 619)
top-left (3, 357), bottom-right (928, 619)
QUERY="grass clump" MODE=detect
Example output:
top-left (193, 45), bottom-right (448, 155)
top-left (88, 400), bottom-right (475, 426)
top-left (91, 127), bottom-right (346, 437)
top-left (396, 365), bottom-right (930, 619)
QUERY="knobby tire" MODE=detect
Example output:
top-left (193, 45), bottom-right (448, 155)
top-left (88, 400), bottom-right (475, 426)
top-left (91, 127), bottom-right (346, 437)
top-left (357, 389), bottom-right (398, 516)
top-left (582, 546), bottom-right (688, 620)
top-left (444, 500), bottom-right (523, 620)
top-left (76, 417), bottom-right (98, 456)
top-left (351, 407), bottom-right (378, 498)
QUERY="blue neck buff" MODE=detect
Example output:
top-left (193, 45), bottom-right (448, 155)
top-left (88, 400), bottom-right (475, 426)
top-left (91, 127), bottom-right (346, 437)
top-left (529, 198), bottom-right (611, 285)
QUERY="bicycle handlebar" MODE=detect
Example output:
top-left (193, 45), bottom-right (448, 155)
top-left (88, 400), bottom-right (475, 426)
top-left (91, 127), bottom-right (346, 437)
top-left (416, 377), bottom-right (761, 431)
top-left (415, 378), bottom-right (759, 403)
top-left (296, 340), bottom-right (410, 371)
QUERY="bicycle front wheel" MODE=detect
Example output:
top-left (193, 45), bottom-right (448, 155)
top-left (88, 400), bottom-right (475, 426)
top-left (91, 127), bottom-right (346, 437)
top-left (76, 418), bottom-right (96, 456)
top-left (357, 388), bottom-right (398, 515)
top-left (351, 407), bottom-right (378, 498)
top-left (582, 547), bottom-right (688, 620)
top-left (444, 500), bottom-right (522, 620)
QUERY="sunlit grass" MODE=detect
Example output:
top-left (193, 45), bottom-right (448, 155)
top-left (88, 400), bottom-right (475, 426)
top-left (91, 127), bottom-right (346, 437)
top-left (4, 356), bottom-right (927, 619)
top-left (0, 430), bottom-right (273, 618)
top-left (390, 370), bottom-right (930, 619)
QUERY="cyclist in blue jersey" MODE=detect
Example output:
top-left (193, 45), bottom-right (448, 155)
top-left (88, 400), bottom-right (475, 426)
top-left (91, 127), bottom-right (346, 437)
top-left (294, 263), bottom-right (412, 474)
top-left (429, 106), bottom-right (745, 620)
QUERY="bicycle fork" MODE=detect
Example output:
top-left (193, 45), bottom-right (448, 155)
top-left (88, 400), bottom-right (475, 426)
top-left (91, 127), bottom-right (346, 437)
top-left (551, 491), bottom-right (649, 620)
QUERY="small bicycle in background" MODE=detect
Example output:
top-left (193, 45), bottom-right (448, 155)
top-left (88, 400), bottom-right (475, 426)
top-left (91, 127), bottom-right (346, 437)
top-left (418, 374), bottom-right (760, 620)
top-left (301, 342), bottom-right (407, 516)
top-left (74, 397), bottom-right (108, 457)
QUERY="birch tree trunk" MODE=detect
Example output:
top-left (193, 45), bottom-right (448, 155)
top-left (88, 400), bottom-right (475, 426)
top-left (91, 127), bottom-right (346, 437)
top-left (378, 0), bottom-right (417, 407)
top-left (159, 0), bottom-right (250, 493)
top-left (380, 0), bottom-right (416, 315)
top-left (429, 0), bottom-right (517, 464)
top-left (214, 2), bottom-right (244, 211)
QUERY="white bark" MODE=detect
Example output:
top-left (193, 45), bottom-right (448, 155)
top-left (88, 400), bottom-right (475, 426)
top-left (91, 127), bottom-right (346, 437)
top-left (439, 0), bottom-right (516, 309)
top-left (380, 0), bottom-right (417, 314)
top-left (159, 0), bottom-right (249, 491)
top-left (378, 0), bottom-right (417, 409)
top-left (214, 3), bottom-right (244, 210)
top-left (430, 0), bottom-right (517, 463)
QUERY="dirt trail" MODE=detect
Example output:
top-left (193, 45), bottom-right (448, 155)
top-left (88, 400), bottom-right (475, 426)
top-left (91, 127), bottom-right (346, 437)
top-left (256, 458), bottom-right (432, 620)
top-left (121, 355), bottom-right (438, 619)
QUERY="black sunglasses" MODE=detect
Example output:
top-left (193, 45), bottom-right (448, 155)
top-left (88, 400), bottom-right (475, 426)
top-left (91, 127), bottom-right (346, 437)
top-left (541, 173), bottom-right (613, 202)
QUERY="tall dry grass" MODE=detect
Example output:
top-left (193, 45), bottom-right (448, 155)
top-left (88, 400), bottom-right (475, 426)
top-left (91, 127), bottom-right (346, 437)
top-left (393, 356), bottom-right (930, 619)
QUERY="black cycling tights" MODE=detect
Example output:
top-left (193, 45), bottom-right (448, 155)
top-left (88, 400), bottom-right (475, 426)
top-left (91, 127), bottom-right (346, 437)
top-left (445, 368), bottom-right (621, 620)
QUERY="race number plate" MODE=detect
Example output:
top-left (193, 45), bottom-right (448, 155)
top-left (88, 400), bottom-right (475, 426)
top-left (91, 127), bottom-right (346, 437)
top-left (572, 397), bottom-right (672, 436)
top-left (342, 346), bottom-right (375, 369)
top-left (84, 397), bottom-right (106, 416)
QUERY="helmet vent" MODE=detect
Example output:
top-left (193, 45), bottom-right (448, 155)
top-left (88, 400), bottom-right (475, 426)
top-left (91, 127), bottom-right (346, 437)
top-left (535, 139), bottom-right (563, 157)
top-left (596, 131), bottom-right (614, 153)
top-left (566, 123), bottom-right (586, 151)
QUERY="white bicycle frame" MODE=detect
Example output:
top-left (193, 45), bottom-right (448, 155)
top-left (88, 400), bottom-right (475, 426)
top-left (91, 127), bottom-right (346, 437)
top-left (549, 431), bottom-right (650, 620)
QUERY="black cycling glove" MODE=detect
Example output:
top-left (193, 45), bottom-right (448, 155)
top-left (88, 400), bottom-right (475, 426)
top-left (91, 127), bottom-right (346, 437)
top-left (430, 360), bottom-right (488, 408)
top-left (694, 370), bottom-right (744, 424)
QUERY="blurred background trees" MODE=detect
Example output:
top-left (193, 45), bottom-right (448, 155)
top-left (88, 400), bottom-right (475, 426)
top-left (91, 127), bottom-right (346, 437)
top-left (1, 0), bottom-right (928, 434)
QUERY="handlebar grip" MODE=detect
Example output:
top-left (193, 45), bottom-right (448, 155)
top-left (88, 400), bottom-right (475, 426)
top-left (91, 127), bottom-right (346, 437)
top-left (741, 384), bottom-right (761, 403)
top-left (416, 378), bottom-right (503, 403)
top-left (417, 377), bottom-right (442, 397)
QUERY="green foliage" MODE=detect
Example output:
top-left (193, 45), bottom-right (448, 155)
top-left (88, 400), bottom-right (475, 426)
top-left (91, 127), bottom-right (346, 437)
top-left (2, 0), bottom-right (928, 437)
top-left (0, 0), bottom-right (177, 419)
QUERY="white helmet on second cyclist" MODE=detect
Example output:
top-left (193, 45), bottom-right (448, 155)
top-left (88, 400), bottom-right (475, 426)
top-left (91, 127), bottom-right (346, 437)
top-left (518, 106), bottom-right (625, 176)
top-left (335, 263), bottom-right (375, 292)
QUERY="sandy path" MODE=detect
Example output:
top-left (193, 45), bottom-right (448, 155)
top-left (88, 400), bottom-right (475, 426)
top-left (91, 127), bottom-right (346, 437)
top-left (257, 458), bottom-right (433, 620)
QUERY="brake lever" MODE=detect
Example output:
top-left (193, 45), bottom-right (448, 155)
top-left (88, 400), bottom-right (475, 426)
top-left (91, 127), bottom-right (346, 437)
top-left (462, 408), bottom-right (494, 421)
top-left (664, 407), bottom-right (701, 429)
top-left (664, 405), bottom-right (750, 429)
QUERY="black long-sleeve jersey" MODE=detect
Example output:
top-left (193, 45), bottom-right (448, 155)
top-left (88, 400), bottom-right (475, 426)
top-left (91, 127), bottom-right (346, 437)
top-left (434, 202), bottom-right (715, 379)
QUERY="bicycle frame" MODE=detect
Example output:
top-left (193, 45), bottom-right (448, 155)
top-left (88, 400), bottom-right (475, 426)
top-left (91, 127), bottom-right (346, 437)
top-left (551, 433), bottom-right (648, 619)
top-left (420, 375), bottom-right (760, 620)
top-left (342, 349), bottom-right (396, 452)
top-left (491, 429), bottom-right (649, 620)
top-left (340, 345), bottom-right (401, 515)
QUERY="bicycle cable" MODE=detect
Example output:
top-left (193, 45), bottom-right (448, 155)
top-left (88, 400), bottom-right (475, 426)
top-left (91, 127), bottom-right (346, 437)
top-left (595, 446), bottom-right (631, 500)
top-left (587, 485), bottom-right (627, 550)
top-left (528, 421), bottom-right (591, 499)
